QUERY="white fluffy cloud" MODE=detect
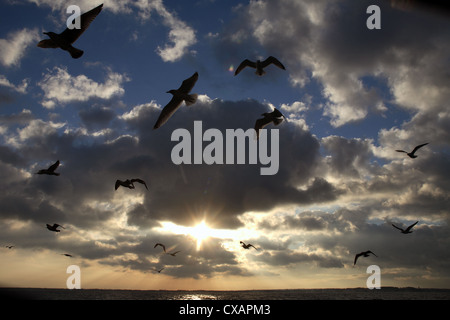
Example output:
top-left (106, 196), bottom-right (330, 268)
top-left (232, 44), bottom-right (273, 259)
top-left (0, 75), bottom-right (29, 93)
top-left (38, 66), bottom-right (130, 108)
top-left (0, 28), bottom-right (40, 67)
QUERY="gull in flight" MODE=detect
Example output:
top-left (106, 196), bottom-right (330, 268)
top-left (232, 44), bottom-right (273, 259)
top-left (392, 221), bottom-right (419, 234)
top-left (36, 160), bottom-right (60, 176)
top-left (61, 253), bottom-right (73, 257)
top-left (167, 251), bottom-right (181, 257)
top-left (46, 223), bottom-right (65, 232)
top-left (396, 143), bottom-right (429, 158)
top-left (153, 267), bottom-right (164, 273)
top-left (235, 56), bottom-right (286, 76)
top-left (154, 243), bottom-right (166, 253)
top-left (240, 241), bottom-right (258, 250)
top-left (115, 178), bottom-right (148, 191)
top-left (153, 72), bottom-right (199, 129)
top-left (37, 3), bottom-right (104, 59)
top-left (254, 107), bottom-right (286, 139)
top-left (354, 250), bottom-right (377, 265)
top-left (5, 245), bottom-right (14, 249)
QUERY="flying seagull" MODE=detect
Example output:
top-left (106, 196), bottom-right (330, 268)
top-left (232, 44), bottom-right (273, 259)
top-left (36, 160), bottom-right (60, 176)
top-left (235, 56), bottom-right (286, 76)
top-left (153, 72), bottom-right (199, 129)
top-left (61, 253), bottom-right (73, 257)
top-left (240, 241), bottom-right (258, 250)
top-left (254, 108), bottom-right (286, 139)
top-left (354, 250), bottom-right (377, 265)
top-left (396, 143), bottom-right (429, 158)
top-left (392, 221), bottom-right (419, 234)
top-left (5, 245), bottom-right (14, 249)
top-left (167, 250), bottom-right (181, 256)
top-left (46, 223), bottom-right (65, 232)
top-left (153, 267), bottom-right (164, 273)
top-left (37, 3), bottom-right (104, 59)
top-left (115, 178), bottom-right (148, 190)
top-left (154, 243), bottom-right (166, 253)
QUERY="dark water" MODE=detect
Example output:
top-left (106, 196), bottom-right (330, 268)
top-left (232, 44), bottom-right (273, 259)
top-left (1, 287), bottom-right (449, 300)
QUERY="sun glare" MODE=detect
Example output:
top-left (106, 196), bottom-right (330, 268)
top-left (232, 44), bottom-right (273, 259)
top-left (191, 221), bottom-right (211, 250)
top-left (159, 220), bottom-right (240, 251)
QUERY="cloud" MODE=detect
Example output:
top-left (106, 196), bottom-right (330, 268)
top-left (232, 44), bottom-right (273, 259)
top-left (0, 75), bottom-right (29, 94)
top-left (214, 0), bottom-right (450, 127)
top-left (38, 66), bottom-right (130, 108)
top-left (136, 0), bottom-right (197, 62)
top-left (0, 28), bottom-right (40, 67)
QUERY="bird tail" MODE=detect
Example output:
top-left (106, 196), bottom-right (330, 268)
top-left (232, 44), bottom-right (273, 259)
top-left (185, 94), bottom-right (198, 106)
top-left (68, 46), bottom-right (84, 59)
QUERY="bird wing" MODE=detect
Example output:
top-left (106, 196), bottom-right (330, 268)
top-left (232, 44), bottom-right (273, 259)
top-left (395, 149), bottom-right (408, 153)
top-left (59, 4), bottom-right (103, 44)
top-left (234, 59), bottom-right (256, 75)
top-left (47, 160), bottom-right (60, 172)
top-left (153, 96), bottom-right (184, 129)
top-left (249, 244), bottom-right (258, 250)
top-left (131, 179), bottom-right (148, 190)
top-left (154, 243), bottom-right (166, 252)
top-left (172, 251), bottom-right (181, 255)
top-left (254, 116), bottom-right (273, 132)
top-left (37, 39), bottom-right (59, 48)
top-left (354, 253), bottom-right (362, 265)
top-left (392, 224), bottom-right (404, 232)
top-left (56, 224), bottom-right (65, 229)
top-left (368, 251), bottom-right (377, 257)
top-left (115, 180), bottom-right (122, 190)
top-left (254, 117), bottom-right (273, 140)
top-left (411, 143), bottom-right (429, 155)
top-left (273, 108), bottom-right (287, 121)
top-left (178, 72), bottom-right (199, 94)
top-left (405, 221), bottom-right (419, 232)
top-left (261, 56), bottom-right (286, 70)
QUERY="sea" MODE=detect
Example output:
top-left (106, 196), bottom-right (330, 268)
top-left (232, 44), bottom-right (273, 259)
top-left (1, 286), bottom-right (449, 300)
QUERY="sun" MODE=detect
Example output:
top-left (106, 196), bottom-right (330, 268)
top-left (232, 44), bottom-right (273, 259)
top-left (191, 220), bottom-right (212, 251)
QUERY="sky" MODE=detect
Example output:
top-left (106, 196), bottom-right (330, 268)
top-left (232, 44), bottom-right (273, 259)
top-left (0, 0), bottom-right (449, 291)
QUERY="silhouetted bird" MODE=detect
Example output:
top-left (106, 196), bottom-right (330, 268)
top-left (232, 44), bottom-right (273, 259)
top-left (254, 108), bottom-right (286, 139)
top-left (396, 143), bottom-right (428, 158)
top-left (240, 241), bottom-right (258, 250)
top-left (154, 243), bottom-right (166, 253)
top-left (37, 3), bottom-right (103, 59)
top-left (167, 250), bottom-right (181, 256)
top-left (61, 253), bottom-right (73, 257)
top-left (36, 160), bottom-right (60, 176)
top-left (5, 245), bottom-right (14, 249)
top-left (235, 56), bottom-right (286, 76)
top-left (115, 178), bottom-right (148, 190)
top-left (46, 223), bottom-right (65, 232)
top-left (153, 267), bottom-right (164, 273)
top-left (392, 221), bottom-right (419, 234)
top-left (153, 72), bottom-right (199, 129)
top-left (354, 250), bottom-right (377, 265)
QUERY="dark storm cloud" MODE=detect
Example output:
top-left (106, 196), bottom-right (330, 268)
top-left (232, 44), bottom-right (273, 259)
top-left (254, 249), bottom-right (344, 269)
top-left (321, 136), bottom-right (375, 178)
top-left (120, 97), bottom-right (339, 228)
top-left (0, 93), bottom-right (340, 279)
top-left (78, 105), bottom-right (116, 130)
